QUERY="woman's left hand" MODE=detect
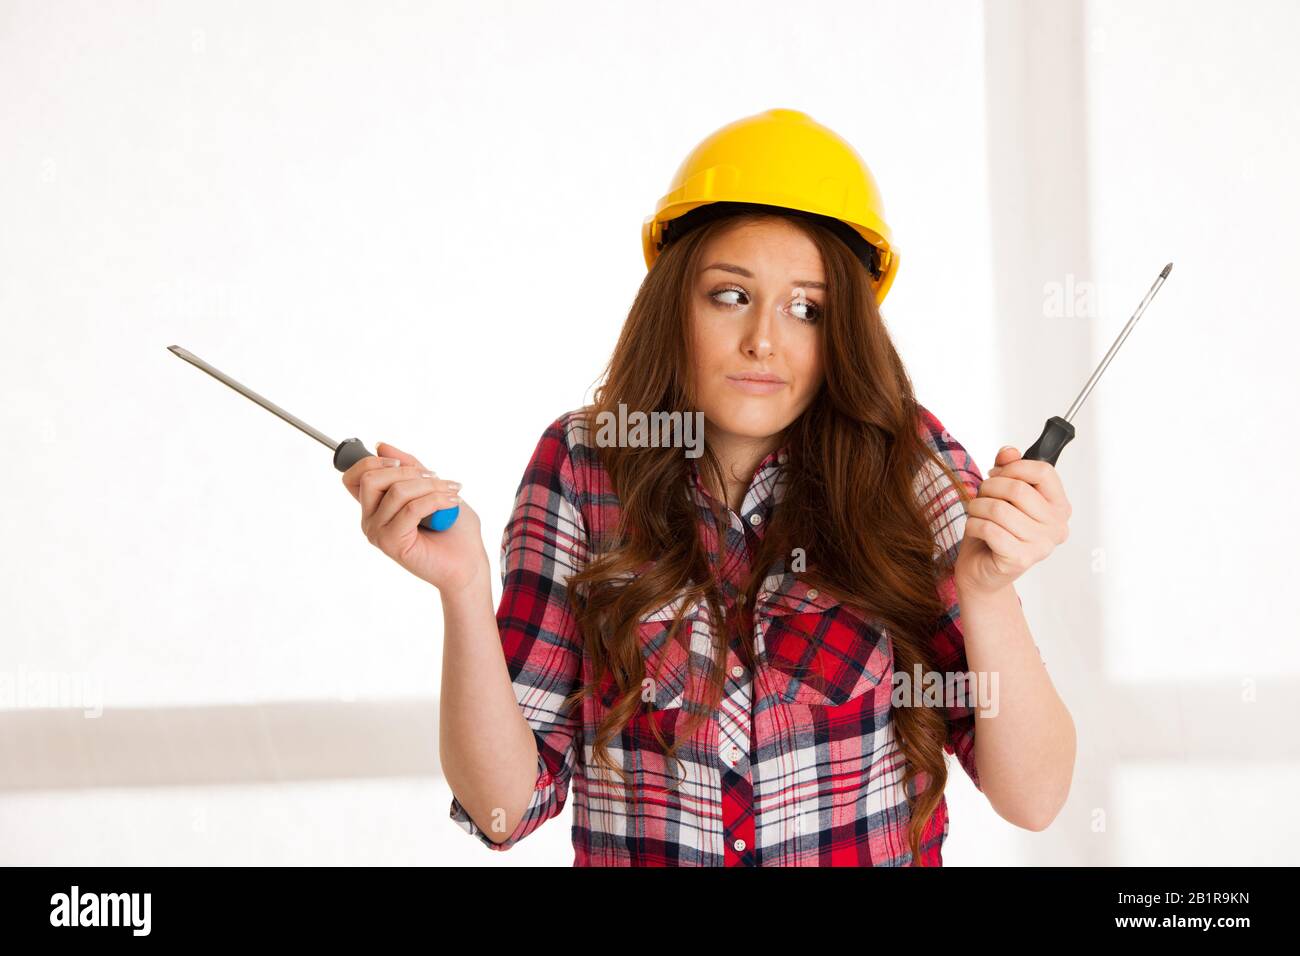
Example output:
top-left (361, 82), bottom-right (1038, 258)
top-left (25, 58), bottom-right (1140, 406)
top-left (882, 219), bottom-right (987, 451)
top-left (954, 445), bottom-right (1072, 596)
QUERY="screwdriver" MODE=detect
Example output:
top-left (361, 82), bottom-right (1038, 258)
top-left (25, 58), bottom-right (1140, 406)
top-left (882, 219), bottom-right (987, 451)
top-left (166, 345), bottom-right (460, 531)
top-left (1022, 262), bottom-right (1172, 465)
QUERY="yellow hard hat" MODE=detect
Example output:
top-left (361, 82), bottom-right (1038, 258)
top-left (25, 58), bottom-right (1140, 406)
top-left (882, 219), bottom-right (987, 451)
top-left (642, 108), bottom-right (899, 303)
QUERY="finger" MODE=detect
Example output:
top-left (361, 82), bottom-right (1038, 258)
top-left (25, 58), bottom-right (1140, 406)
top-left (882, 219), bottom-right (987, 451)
top-left (988, 443), bottom-right (1026, 475)
top-left (376, 441), bottom-right (427, 471)
top-left (994, 445), bottom-right (1022, 467)
top-left (372, 475), bottom-right (462, 530)
top-left (986, 457), bottom-right (1067, 507)
top-left (966, 494), bottom-right (1040, 544)
top-left (977, 473), bottom-right (1053, 525)
top-left (964, 515), bottom-right (1024, 563)
top-left (342, 454), bottom-right (403, 500)
top-left (358, 463), bottom-right (429, 518)
top-left (376, 486), bottom-right (464, 542)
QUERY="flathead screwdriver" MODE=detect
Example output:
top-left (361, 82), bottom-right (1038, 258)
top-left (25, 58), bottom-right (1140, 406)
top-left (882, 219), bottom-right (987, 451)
top-left (1022, 262), bottom-right (1172, 465)
top-left (166, 345), bottom-right (460, 531)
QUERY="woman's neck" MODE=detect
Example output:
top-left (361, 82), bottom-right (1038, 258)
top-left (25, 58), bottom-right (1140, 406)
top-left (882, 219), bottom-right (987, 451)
top-left (704, 425), bottom-right (780, 514)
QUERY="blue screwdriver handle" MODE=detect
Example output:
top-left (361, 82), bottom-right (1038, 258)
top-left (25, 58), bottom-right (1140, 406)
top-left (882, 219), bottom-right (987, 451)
top-left (332, 437), bottom-right (460, 531)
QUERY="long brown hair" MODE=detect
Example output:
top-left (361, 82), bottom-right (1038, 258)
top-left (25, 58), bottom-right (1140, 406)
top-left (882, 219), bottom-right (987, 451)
top-left (565, 209), bottom-right (975, 864)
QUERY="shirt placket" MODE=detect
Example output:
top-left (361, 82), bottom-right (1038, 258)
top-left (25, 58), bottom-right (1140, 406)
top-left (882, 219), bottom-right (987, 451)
top-left (700, 451), bottom-right (784, 867)
top-left (718, 506), bottom-right (755, 866)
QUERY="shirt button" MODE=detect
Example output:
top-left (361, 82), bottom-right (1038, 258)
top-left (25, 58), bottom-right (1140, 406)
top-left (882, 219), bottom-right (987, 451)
top-left (778, 451), bottom-right (789, 464)
top-left (728, 746), bottom-right (741, 762)
top-left (807, 588), bottom-right (819, 600)
top-left (733, 838), bottom-right (747, 852)
top-left (730, 664), bottom-right (744, 678)
top-left (749, 512), bottom-right (763, 526)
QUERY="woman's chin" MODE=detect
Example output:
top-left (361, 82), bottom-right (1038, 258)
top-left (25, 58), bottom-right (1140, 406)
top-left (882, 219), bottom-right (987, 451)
top-left (702, 408), bottom-right (797, 444)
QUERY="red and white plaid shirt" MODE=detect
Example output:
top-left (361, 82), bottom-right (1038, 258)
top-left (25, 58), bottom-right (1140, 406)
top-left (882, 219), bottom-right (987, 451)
top-left (449, 404), bottom-right (985, 865)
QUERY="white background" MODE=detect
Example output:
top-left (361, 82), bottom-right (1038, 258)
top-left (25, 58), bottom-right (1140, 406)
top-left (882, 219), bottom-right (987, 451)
top-left (2, 0), bottom-right (1296, 865)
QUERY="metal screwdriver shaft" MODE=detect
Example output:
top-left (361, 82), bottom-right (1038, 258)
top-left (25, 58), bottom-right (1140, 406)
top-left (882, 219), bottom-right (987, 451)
top-left (166, 345), bottom-right (459, 531)
top-left (1022, 262), bottom-right (1172, 465)
top-left (167, 346), bottom-right (339, 450)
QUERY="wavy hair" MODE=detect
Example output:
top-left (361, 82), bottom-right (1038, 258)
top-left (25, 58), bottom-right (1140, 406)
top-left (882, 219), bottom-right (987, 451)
top-left (564, 209), bottom-right (975, 865)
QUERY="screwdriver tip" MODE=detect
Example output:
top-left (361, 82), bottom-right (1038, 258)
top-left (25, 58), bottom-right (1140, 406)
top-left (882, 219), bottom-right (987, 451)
top-left (1160, 262), bottom-right (1172, 278)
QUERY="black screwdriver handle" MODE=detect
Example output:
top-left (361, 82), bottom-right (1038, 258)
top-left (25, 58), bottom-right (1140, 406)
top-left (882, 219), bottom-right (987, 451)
top-left (1021, 416), bottom-right (1075, 466)
top-left (332, 437), bottom-right (460, 531)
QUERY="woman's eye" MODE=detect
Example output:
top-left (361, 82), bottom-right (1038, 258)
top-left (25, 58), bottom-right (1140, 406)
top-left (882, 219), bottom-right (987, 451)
top-left (710, 287), bottom-right (746, 308)
top-left (786, 297), bottom-right (822, 323)
top-left (709, 286), bottom-right (821, 322)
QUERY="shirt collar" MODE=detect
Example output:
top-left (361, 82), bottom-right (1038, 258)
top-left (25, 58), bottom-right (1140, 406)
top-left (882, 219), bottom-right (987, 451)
top-left (688, 442), bottom-right (790, 517)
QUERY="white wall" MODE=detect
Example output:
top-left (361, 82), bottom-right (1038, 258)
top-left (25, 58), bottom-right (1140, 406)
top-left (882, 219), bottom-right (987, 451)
top-left (1, 0), bottom-right (1292, 865)
top-left (1083, 0), bottom-right (1300, 861)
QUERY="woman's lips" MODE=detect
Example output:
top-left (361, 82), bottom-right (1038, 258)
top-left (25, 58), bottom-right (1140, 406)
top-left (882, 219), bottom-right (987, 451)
top-left (726, 375), bottom-right (787, 395)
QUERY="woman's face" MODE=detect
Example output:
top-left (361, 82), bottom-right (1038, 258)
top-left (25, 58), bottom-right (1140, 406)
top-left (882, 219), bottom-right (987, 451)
top-left (688, 216), bottom-right (826, 450)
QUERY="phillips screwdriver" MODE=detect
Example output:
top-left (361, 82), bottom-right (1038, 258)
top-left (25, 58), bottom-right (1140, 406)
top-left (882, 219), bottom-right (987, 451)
top-left (166, 345), bottom-right (460, 531)
top-left (1022, 262), bottom-right (1172, 465)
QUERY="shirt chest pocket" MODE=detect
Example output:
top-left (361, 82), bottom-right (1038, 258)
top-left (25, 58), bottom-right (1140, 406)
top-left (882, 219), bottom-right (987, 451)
top-left (632, 593), bottom-right (709, 713)
top-left (756, 577), bottom-right (892, 708)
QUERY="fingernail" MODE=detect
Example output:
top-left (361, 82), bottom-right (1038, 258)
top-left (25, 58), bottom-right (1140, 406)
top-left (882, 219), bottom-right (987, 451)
top-left (446, 480), bottom-right (462, 490)
top-left (419, 470), bottom-right (436, 478)
top-left (381, 458), bottom-right (400, 467)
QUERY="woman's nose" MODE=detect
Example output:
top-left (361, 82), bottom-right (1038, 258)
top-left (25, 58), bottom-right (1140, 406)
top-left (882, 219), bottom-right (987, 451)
top-left (741, 305), bottom-right (776, 358)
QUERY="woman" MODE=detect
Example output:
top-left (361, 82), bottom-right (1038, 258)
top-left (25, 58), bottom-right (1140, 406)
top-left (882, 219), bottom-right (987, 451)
top-left (342, 109), bottom-right (1076, 866)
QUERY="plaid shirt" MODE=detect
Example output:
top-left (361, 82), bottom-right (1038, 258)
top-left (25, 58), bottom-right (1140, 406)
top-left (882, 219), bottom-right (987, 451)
top-left (449, 404), bottom-right (986, 865)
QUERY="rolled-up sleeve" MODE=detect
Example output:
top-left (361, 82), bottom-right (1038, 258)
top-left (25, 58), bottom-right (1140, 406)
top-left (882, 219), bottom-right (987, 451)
top-left (448, 415), bottom-right (589, 850)
top-left (931, 574), bottom-right (983, 791)
top-left (914, 405), bottom-right (991, 792)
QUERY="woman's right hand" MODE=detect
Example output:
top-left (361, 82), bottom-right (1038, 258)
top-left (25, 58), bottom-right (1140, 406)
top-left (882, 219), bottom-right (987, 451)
top-left (341, 441), bottom-right (487, 594)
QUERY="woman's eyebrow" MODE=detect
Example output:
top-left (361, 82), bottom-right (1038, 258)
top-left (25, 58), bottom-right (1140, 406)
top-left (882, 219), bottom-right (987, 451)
top-left (702, 262), bottom-right (826, 290)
